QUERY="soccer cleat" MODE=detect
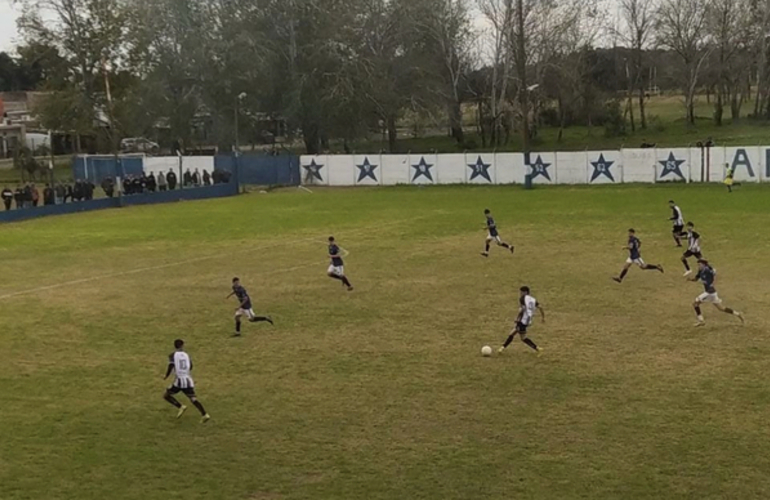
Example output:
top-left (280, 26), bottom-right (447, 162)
top-left (736, 312), bottom-right (745, 325)
top-left (509, 246), bottom-right (515, 255)
top-left (480, 252), bottom-right (489, 258)
top-left (497, 346), bottom-right (505, 354)
top-left (231, 332), bottom-right (241, 338)
top-left (658, 265), bottom-right (665, 274)
top-left (347, 286), bottom-right (354, 291)
top-left (683, 270), bottom-right (692, 277)
top-left (176, 405), bottom-right (188, 419)
top-left (694, 321), bottom-right (706, 327)
top-left (266, 316), bottom-right (274, 325)
top-left (612, 277), bottom-right (622, 283)
top-left (537, 348), bottom-right (544, 358)
top-left (201, 414), bottom-right (211, 424)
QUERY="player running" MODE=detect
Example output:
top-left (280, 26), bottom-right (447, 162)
top-left (688, 259), bottom-right (744, 327)
top-left (498, 286), bottom-right (544, 356)
top-left (227, 277), bottom-right (273, 337)
top-left (681, 222), bottom-right (703, 276)
top-left (481, 209), bottom-right (514, 257)
top-left (163, 339), bottom-right (211, 423)
top-left (327, 236), bottom-right (353, 291)
top-left (613, 229), bottom-right (664, 283)
top-left (668, 200), bottom-right (685, 247)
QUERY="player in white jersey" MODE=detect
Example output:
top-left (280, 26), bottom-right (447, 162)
top-left (163, 339), bottom-right (211, 423)
top-left (668, 200), bottom-right (686, 247)
top-left (498, 286), bottom-right (545, 355)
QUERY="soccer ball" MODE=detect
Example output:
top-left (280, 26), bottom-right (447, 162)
top-left (481, 345), bottom-right (493, 357)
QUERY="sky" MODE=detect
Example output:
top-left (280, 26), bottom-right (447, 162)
top-left (1, 0), bottom-right (19, 52)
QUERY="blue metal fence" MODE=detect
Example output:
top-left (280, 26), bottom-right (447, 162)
top-left (72, 156), bottom-right (144, 183)
top-left (215, 154), bottom-right (300, 186)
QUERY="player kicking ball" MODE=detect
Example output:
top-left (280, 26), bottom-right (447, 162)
top-left (227, 277), bottom-right (273, 337)
top-left (481, 209), bottom-right (514, 257)
top-left (498, 286), bottom-right (544, 356)
top-left (327, 236), bottom-right (353, 291)
top-left (163, 339), bottom-right (211, 423)
top-left (688, 259), bottom-right (744, 327)
top-left (613, 229), bottom-right (664, 283)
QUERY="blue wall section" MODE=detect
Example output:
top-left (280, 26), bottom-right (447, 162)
top-left (0, 182), bottom-right (239, 224)
top-left (215, 154), bottom-right (300, 185)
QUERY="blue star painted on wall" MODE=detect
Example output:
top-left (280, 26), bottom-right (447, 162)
top-left (467, 156), bottom-right (492, 182)
top-left (356, 157), bottom-right (378, 182)
top-left (411, 157), bottom-right (434, 182)
top-left (302, 159), bottom-right (324, 182)
top-left (590, 154), bottom-right (615, 182)
top-left (528, 154), bottom-right (552, 181)
top-left (659, 152), bottom-right (686, 180)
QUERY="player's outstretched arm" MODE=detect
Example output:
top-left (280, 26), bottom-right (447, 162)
top-left (164, 361), bottom-right (174, 380)
top-left (538, 305), bottom-right (546, 323)
top-left (226, 291), bottom-right (235, 299)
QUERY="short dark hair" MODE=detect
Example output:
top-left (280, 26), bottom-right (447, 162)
top-left (232, 277), bottom-right (239, 283)
top-left (669, 200), bottom-right (675, 204)
top-left (174, 339), bottom-right (184, 349)
top-left (484, 209), bottom-right (491, 214)
top-left (628, 228), bottom-right (636, 233)
top-left (328, 236), bottom-right (335, 242)
top-left (687, 222), bottom-right (694, 227)
top-left (520, 286), bottom-right (530, 294)
top-left (697, 259), bottom-right (709, 265)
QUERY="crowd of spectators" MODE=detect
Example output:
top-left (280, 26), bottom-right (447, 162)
top-left (1, 167), bottom-right (233, 211)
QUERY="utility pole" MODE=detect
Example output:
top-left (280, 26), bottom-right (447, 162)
top-left (516, 0), bottom-right (529, 153)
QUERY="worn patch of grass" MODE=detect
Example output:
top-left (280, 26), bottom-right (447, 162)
top-left (0, 184), bottom-right (769, 499)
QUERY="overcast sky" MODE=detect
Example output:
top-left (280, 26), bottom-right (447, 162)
top-left (1, 0), bottom-right (20, 52)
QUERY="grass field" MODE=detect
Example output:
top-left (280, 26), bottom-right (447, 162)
top-left (1, 184), bottom-right (769, 500)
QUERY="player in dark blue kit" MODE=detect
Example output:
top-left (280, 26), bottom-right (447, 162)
top-left (481, 209), bottom-right (514, 257)
top-left (688, 259), bottom-right (744, 327)
top-left (226, 277), bottom-right (273, 337)
top-left (613, 229), bottom-right (664, 283)
top-left (327, 236), bottom-right (353, 291)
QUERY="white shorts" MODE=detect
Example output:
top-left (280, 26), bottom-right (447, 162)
top-left (236, 308), bottom-right (256, 319)
top-left (328, 265), bottom-right (344, 277)
top-left (486, 234), bottom-right (502, 244)
top-left (696, 292), bottom-right (722, 304)
top-left (626, 257), bottom-right (646, 267)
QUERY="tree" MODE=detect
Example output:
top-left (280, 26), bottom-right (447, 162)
top-left (618, 0), bottom-right (656, 130)
top-left (656, 0), bottom-right (710, 125)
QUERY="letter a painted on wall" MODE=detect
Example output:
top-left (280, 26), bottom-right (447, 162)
top-left (731, 149), bottom-right (755, 178)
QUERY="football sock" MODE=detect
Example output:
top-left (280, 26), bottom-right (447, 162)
top-left (694, 305), bottom-right (702, 316)
top-left (250, 316), bottom-right (271, 323)
top-left (523, 338), bottom-right (539, 351)
top-left (503, 334), bottom-right (515, 348)
top-left (682, 259), bottom-right (690, 271)
top-left (501, 243), bottom-right (510, 249)
top-left (235, 320), bottom-right (241, 333)
top-left (619, 269), bottom-right (628, 280)
top-left (724, 308), bottom-right (735, 315)
top-left (485, 243), bottom-right (490, 252)
top-left (643, 265), bottom-right (659, 271)
top-left (342, 276), bottom-right (352, 287)
top-left (192, 401), bottom-right (207, 416)
top-left (329, 274), bottom-right (343, 281)
top-left (164, 394), bottom-right (182, 408)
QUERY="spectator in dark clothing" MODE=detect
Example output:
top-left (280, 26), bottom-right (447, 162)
top-left (2, 186), bottom-right (13, 210)
top-left (65, 184), bottom-right (73, 203)
top-left (14, 187), bottom-right (24, 209)
top-left (102, 177), bottom-right (115, 198)
top-left (131, 176), bottom-right (143, 194)
top-left (203, 169), bottom-right (211, 186)
top-left (183, 169), bottom-right (192, 187)
top-left (43, 184), bottom-right (55, 205)
top-left (167, 169), bottom-right (178, 190)
top-left (31, 184), bottom-right (40, 207)
top-left (73, 181), bottom-right (83, 201)
top-left (55, 183), bottom-right (65, 204)
top-left (146, 173), bottom-right (157, 192)
top-left (85, 181), bottom-right (95, 200)
top-left (23, 184), bottom-right (33, 208)
top-left (157, 171), bottom-right (167, 191)
top-left (192, 169), bottom-right (201, 186)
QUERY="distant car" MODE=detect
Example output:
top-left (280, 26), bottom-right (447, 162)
top-left (120, 137), bottom-right (160, 155)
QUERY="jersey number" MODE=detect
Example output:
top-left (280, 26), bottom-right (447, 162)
top-left (178, 359), bottom-right (187, 370)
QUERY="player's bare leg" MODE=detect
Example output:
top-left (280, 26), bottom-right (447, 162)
top-left (693, 300), bottom-right (706, 326)
top-left (714, 303), bottom-right (745, 325)
top-left (613, 263), bottom-right (633, 283)
top-left (481, 240), bottom-right (491, 257)
top-left (233, 311), bottom-right (243, 337)
top-left (328, 271), bottom-right (353, 291)
top-left (642, 263), bottom-right (664, 274)
top-left (163, 391), bottom-right (187, 418)
top-left (682, 255), bottom-right (692, 276)
top-left (673, 230), bottom-right (683, 247)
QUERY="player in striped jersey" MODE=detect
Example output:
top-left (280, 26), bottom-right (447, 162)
top-left (498, 286), bottom-right (544, 355)
top-left (681, 222), bottom-right (703, 276)
top-left (688, 260), bottom-right (744, 327)
top-left (163, 339), bottom-right (210, 423)
top-left (668, 200), bottom-right (686, 247)
top-left (481, 209), bottom-right (514, 257)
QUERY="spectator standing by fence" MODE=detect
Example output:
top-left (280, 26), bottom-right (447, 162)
top-left (14, 186), bottom-right (23, 208)
top-left (55, 183), bottom-right (65, 204)
top-left (183, 169), bottom-right (192, 187)
top-left (2, 186), bottom-right (12, 210)
top-left (43, 184), bottom-right (54, 205)
top-left (193, 169), bottom-right (201, 186)
top-left (167, 169), bottom-right (177, 190)
top-left (31, 184), bottom-right (40, 207)
top-left (203, 169), bottom-right (211, 186)
top-left (102, 177), bottom-right (115, 198)
top-left (158, 171), bottom-right (167, 191)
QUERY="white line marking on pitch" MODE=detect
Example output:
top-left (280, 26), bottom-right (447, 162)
top-left (0, 217), bottom-right (417, 301)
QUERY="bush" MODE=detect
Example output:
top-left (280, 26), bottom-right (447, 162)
top-left (603, 100), bottom-right (626, 138)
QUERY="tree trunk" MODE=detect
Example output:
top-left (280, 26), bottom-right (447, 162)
top-left (638, 87), bottom-right (646, 130)
top-left (448, 100), bottom-right (464, 144)
top-left (516, 0), bottom-right (530, 153)
top-left (303, 121), bottom-right (320, 155)
top-left (714, 89), bottom-right (723, 126)
top-left (387, 115), bottom-right (397, 152)
top-left (557, 95), bottom-right (565, 142)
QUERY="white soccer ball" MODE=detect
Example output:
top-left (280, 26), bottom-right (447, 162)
top-left (481, 345), bottom-right (493, 357)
